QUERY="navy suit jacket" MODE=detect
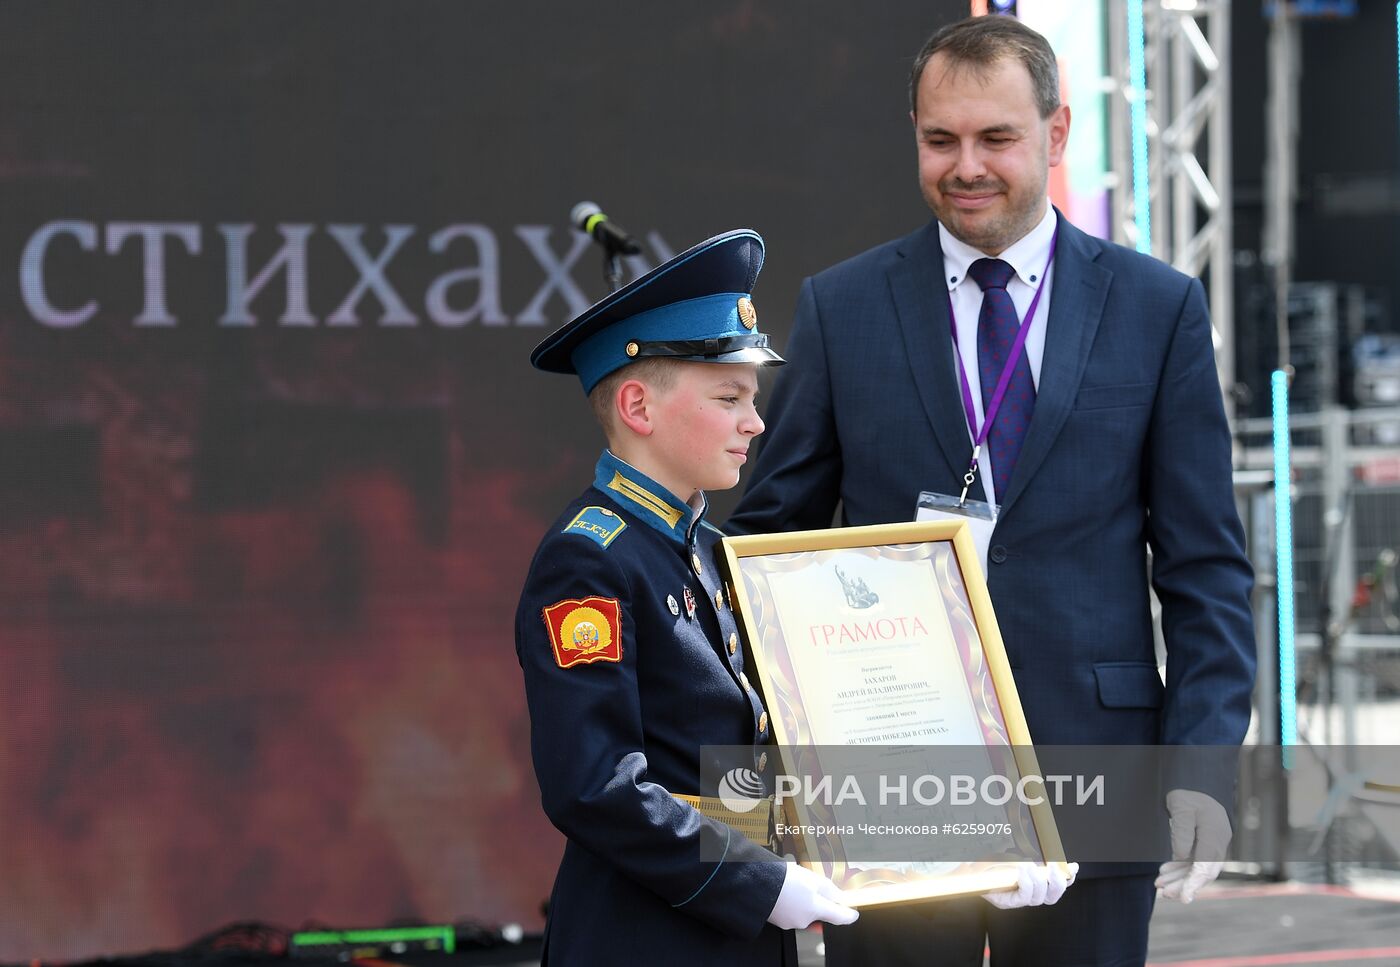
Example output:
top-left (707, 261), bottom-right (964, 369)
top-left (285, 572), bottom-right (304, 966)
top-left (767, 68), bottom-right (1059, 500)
top-left (730, 213), bottom-right (1255, 770)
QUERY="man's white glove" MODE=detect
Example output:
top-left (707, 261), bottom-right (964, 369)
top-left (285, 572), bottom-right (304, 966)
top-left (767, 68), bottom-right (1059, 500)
top-left (1155, 789), bottom-right (1230, 903)
top-left (982, 862), bottom-right (1078, 910)
top-left (767, 861), bottom-right (860, 930)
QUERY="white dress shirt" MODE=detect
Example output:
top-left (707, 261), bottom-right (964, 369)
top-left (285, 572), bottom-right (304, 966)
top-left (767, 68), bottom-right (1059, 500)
top-left (938, 203), bottom-right (1058, 509)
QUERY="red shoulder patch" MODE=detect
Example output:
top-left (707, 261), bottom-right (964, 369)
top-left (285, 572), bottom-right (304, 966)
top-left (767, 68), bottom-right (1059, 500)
top-left (541, 596), bottom-right (623, 669)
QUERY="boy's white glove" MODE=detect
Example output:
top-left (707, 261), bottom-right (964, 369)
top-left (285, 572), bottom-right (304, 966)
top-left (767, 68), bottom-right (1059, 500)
top-left (1155, 789), bottom-right (1230, 903)
top-left (767, 861), bottom-right (860, 929)
top-left (982, 862), bottom-right (1079, 910)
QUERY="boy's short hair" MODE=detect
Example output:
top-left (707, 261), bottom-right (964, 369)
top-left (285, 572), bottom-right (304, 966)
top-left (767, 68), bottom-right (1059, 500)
top-left (588, 357), bottom-right (680, 437)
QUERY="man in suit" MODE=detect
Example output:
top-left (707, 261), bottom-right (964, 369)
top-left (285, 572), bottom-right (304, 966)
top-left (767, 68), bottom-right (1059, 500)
top-left (728, 15), bottom-right (1256, 966)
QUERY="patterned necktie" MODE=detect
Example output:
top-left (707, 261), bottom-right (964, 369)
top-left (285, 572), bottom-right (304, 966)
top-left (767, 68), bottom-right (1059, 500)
top-left (969, 257), bottom-right (1035, 501)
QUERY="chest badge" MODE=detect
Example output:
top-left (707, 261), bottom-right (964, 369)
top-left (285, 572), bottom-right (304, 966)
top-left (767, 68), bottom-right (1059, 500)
top-left (683, 586), bottom-right (697, 619)
top-left (667, 594), bottom-right (680, 616)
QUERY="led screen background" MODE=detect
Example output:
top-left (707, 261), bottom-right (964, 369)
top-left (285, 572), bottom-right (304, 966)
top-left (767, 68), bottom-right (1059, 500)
top-left (0, 1), bottom-right (975, 958)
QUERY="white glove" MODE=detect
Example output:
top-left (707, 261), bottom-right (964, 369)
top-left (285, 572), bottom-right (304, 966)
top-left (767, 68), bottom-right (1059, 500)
top-left (982, 862), bottom-right (1078, 910)
top-left (1155, 789), bottom-right (1230, 903)
top-left (766, 861), bottom-right (860, 929)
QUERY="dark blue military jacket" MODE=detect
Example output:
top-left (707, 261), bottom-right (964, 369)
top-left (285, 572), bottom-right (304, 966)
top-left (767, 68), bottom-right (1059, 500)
top-left (516, 451), bottom-right (793, 966)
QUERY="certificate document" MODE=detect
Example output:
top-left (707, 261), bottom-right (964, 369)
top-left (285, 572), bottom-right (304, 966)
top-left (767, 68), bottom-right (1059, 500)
top-left (765, 553), bottom-right (984, 747)
top-left (719, 520), bottom-right (1065, 906)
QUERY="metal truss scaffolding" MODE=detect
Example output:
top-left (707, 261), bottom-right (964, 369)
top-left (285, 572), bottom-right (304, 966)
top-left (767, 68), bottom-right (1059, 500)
top-left (1108, 0), bottom-right (1235, 400)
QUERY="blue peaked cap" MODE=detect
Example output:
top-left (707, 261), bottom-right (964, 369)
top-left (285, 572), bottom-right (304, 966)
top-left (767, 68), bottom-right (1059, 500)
top-left (530, 228), bottom-right (785, 394)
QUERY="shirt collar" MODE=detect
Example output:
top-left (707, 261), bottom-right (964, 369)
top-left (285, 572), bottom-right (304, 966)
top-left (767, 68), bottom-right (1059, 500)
top-left (938, 202), bottom-right (1057, 292)
top-left (593, 450), bottom-right (707, 545)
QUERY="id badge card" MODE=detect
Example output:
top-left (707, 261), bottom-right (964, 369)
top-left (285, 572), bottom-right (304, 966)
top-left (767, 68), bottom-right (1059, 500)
top-left (915, 491), bottom-right (996, 577)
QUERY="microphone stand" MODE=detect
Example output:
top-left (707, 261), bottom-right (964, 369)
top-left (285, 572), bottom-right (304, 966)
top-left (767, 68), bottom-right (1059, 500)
top-left (603, 252), bottom-right (624, 294)
top-left (572, 203), bottom-right (638, 293)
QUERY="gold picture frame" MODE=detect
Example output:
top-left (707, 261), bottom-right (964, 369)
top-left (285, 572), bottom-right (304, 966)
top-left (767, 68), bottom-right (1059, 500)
top-left (720, 519), bottom-right (1067, 907)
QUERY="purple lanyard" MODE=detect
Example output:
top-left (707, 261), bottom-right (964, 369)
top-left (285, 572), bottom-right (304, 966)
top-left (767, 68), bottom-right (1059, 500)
top-left (947, 227), bottom-right (1058, 503)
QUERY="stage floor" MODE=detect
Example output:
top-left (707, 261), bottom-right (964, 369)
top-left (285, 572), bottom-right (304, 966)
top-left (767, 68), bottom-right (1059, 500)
top-left (447, 877), bottom-right (1400, 966)
top-left (1137, 880), bottom-right (1400, 967)
top-left (793, 879), bottom-right (1400, 967)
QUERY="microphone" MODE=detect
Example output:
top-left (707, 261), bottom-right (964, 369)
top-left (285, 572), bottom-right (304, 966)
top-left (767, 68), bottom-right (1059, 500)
top-left (570, 201), bottom-right (643, 255)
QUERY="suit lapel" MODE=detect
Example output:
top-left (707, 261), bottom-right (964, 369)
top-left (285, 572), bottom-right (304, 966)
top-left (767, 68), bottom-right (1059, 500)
top-left (997, 213), bottom-right (1112, 518)
top-left (887, 222), bottom-right (984, 497)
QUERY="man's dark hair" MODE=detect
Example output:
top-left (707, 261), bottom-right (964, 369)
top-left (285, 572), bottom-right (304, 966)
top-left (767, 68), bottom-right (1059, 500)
top-left (909, 15), bottom-right (1061, 118)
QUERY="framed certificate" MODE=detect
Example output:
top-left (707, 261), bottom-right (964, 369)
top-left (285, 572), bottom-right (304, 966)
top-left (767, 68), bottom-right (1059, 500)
top-left (719, 520), bottom-right (1067, 907)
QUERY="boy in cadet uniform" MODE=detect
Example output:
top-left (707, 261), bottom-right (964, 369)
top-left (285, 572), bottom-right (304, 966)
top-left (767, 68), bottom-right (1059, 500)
top-left (516, 229), bottom-right (859, 966)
